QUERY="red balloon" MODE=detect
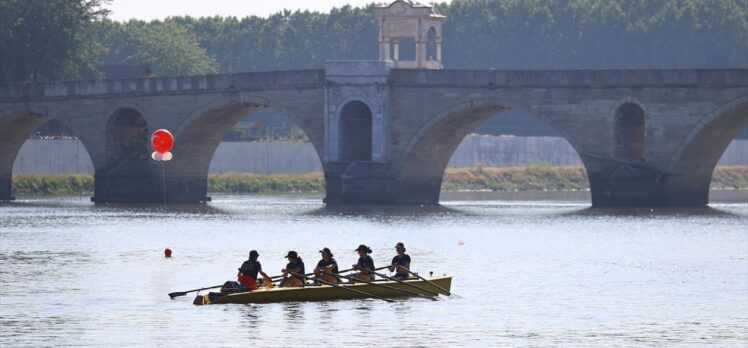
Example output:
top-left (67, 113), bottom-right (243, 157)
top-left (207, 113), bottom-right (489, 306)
top-left (151, 129), bottom-right (174, 154)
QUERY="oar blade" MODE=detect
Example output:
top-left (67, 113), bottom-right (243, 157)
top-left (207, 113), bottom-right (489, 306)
top-left (168, 291), bottom-right (187, 299)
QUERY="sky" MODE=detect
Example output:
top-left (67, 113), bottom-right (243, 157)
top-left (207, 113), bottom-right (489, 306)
top-left (106, 0), bottom-right (387, 21)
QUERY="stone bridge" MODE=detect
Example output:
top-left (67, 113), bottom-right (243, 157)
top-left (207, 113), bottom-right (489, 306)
top-left (1, 61), bottom-right (746, 206)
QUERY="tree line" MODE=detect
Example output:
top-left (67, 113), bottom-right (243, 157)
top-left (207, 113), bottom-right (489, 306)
top-left (1, 0), bottom-right (747, 84)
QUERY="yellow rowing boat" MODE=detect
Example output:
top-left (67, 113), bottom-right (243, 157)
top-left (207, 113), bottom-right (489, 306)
top-left (194, 275), bottom-right (452, 305)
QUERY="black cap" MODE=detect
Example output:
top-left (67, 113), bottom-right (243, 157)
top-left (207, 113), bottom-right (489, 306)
top-left (285, 251), bottom-right (298, 258)
top-left (354, 244), bottom-right (372, 253)
top-left (319, 247), bottom-right (332, 255)
top-left (249, 250), bottom-right (259, 257)
top-left (395, 242), bottom-right (405, 249)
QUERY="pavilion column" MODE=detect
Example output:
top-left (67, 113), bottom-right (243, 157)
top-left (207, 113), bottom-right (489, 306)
top-left (393, 39), bottom-right (400, 61)
top-left (416, 39), bottom-right (426, 68)
top-left (382, 37), bottom-right (391, 60)
top-left (436, 39), bottom-right (442, 61)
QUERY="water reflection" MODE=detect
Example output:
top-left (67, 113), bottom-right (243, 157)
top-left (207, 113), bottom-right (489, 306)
top-left (1, 194), bottom-right (746, 347)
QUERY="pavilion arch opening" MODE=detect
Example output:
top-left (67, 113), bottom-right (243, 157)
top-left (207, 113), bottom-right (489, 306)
top-left (339, 101), bottom-right (373, 162)
top-left (106, 108), bottom-right (149, 161)
top-left (426, 27), bottom-right (437, 62)
top-left (614, 103), bottom-right (645, 161)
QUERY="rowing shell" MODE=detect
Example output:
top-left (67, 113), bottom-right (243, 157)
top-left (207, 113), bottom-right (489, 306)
top-left (194, 275), bottom-right (452, 305)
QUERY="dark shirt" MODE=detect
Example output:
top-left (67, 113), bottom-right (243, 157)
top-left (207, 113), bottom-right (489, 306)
top-left (316, 258), bottom-right (339, 274)
top-left (286, 260), bottom-right (305, 281)
top-left (356, 255), bottom-right (375, 274)
top-left (392, 254), bottom-right (411, 277)
top-left (238, 260), bottom-right (262, 280)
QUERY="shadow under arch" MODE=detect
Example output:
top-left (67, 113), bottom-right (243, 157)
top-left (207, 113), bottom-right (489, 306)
top-left (665, 96), bottom-right (748, 206)
top-left (0, 106), bottom-right (96, 201)
top-left (393, 98), bottom-right (590, 204)
top-left (166, 94), bottom-right (325, 202)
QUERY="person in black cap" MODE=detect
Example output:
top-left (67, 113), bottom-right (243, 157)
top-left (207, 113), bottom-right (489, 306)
top-left (351, 244), bottom-right (375, 282)
top-left (388, 242), bottom-right (411, 280)
top-left (237, 250), bottom-right (270, 291)
top-left (280, 251), bottom-right (305, 287)
top-left (314, 247), bottom-right (339, 283)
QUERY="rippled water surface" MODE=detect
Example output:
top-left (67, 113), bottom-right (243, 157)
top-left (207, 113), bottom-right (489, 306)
top-left (1, 194), bottom-right (747, 347)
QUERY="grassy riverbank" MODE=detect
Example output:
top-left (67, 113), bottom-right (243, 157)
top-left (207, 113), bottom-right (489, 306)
top-left (11, 165), bottom-right (748, 196)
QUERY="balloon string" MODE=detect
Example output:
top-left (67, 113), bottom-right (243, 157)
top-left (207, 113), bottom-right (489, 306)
top-left (161, 161), bottom-right (166, 207)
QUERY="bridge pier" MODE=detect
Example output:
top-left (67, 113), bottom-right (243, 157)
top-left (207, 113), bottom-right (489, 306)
top-left (581, 154), bottom-right (717, 207)
top-left (323, 162), bottom-right (397, 204)
top-left (92, 173), bottom-right (211, 204)
top-left (0, 172), bottom-right (14, 201)
top-left (91, 160), bottom-right (208, 204)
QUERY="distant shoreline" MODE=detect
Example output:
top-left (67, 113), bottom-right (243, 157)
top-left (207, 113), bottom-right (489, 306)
top-left (10, 165), bottom-right (748, 196)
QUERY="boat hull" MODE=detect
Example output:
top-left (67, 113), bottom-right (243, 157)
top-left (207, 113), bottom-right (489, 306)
top-left (196, 275), bottom-right (452, 305)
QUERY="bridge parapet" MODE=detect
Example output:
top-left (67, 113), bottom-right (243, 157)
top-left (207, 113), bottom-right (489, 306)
top-left (390, 69), bottom-right (748, 88)
top-left (0, 70), bottom-right (325, 101)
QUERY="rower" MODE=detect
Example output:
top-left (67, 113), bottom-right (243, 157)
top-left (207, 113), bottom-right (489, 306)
top-left (351, 244), bottom-right (375, 282)
top-left (280, 251), bottom-right (305, 287)
top-left (387, 242), bottom-right (411, 280)
top-left (314, 247), bottom-right (339, 283)
top-left (237, 250), bottom-right (270, 291)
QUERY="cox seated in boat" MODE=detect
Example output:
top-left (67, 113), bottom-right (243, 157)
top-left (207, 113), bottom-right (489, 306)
top-left (351, 244), bottom-right (375, 282)
top-left (314, 247), bottom-right (340, 283)
top-left (387, 242), bottom-right (411, 280)
top-left (280, 251), bottom-right (306, 287)
top-left (237, 250), bottom-right (270, 291)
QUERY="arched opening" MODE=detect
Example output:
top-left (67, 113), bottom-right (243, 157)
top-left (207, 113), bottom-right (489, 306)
top-left (106, 108), bottom-right (149, 162)
top-left (395, 99), bottom-right (590, 204)
top-left (166, 94), bottom-right (325, 202)
top-left (340, 101), bottom-right (373, 162)
top-left (614, 103), bottom-right (645, 161)
top-left (209, 109), bottom-right (324, 175)
top-left (667, 98), bottom-right (748, 205)
top-left (0, 111), bottom-right (94, 200)
top-left (426, 27), bottom-right (437, 62)
top-left (13, 119), bottom-right (94, 175)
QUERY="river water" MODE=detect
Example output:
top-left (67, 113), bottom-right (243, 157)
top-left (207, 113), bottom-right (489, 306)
top-left (1, 194), bottom-right (746, 347)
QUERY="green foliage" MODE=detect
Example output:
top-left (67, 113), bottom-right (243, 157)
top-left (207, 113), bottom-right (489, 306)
top-left (90, 0), bottom-right (747, 73)
top-left (207, 173), bottom-right (325, 193)
top-left (10, 167), bottom-right (748, 195)
top-left (3, 0), bottom-right (748, 80)
top-left (0, 0), bottom-right (108, 83)
top-left (13, 174), bottom-right (94, 195)
top-left (133, 21), bottom-right (218, 76)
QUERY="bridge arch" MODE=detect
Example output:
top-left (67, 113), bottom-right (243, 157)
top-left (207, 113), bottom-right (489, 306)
top-left (165, 94), bottom-right (325, 202)
top-left (0, 106), bottom-right (95, 200)
top-left (665, 96), bottom-right (748, 205)
top-left (393, 98), bottom-right (589, 203)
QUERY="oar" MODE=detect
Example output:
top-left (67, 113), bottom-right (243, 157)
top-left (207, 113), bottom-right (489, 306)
top-left (362, 268), bottom-right (441, 297)
top-left (169, 285), bottom-right (223, 299)
top-left (268, 267), bottom-right (356, 281)
top-left (397, 266), bottom-right (459, 298)
top-left (287, 272), bottom-right (394, 303)
top-left (324, 271), bottom-right (437, 301)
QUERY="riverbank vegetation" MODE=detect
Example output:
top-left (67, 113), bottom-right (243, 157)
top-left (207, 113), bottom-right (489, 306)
top-left (3, 0), bottom-right (747, 84)
top-left (11, 166), bottom-right (748, 196)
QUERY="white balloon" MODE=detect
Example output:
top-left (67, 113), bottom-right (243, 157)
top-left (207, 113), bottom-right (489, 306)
top-left (162, 152), bottom-right (173, 161)
top-left (151, 152), bottom-right (163, 161)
